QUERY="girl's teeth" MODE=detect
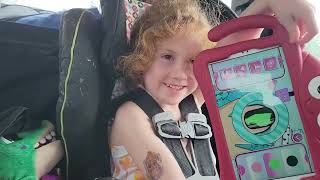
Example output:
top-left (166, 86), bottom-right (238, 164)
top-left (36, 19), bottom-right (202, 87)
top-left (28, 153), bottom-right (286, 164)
top-left (166, 84), bottom-right (183, 89)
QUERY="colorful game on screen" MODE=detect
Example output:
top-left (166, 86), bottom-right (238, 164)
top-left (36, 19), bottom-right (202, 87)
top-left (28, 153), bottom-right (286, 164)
top-left (194, 15), bottom-right (320, 180)
top-left (209, 46), bottom-right (313, 179)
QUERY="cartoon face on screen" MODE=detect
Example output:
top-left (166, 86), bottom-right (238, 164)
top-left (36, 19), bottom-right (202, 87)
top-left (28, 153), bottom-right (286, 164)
top-left (209, 46), bottom-right (315, 180)
top-left (243, 105), bottom-right (275, 131)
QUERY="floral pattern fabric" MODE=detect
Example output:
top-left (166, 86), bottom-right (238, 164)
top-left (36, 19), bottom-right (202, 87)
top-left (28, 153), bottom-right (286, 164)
top-left (111, 145), bottom-right (146, 180)
top-left (124, 0), bottom-right (152, 40)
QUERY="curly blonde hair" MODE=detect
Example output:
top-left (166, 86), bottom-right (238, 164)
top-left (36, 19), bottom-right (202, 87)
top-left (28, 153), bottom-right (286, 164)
top-left (118, 0), bottom-right (219, 86)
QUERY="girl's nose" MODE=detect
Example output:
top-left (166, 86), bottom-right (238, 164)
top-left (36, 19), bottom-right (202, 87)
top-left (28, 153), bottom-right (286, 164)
top-left (170, 61), bottom-right (190, 79)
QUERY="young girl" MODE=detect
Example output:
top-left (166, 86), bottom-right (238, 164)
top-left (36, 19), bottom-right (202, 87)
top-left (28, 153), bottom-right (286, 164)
top-left (110, 0), bottom-right (318, 179)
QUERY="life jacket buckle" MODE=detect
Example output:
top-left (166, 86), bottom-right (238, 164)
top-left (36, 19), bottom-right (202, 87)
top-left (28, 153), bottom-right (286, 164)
top-left (152, 111), bottom-right (181, 139)
top-left (152, 112), bottom-right (212, 139)
top-left (185, 113), bottom-right (212, 139)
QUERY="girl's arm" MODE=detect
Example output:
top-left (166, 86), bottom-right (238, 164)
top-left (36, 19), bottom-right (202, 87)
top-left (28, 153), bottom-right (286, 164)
top-left (110, 101), bottom-right (186, 180)
top-left (217, 0), bottom-right (318, 47)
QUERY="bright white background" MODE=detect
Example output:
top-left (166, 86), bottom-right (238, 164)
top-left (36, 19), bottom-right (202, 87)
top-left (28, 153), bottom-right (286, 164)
top-left (1, 0), bottom-right (318, 25)
top-left (1, 0), bottom-right (101, 12)
top-left (1, 0), bottom-right (231, 12)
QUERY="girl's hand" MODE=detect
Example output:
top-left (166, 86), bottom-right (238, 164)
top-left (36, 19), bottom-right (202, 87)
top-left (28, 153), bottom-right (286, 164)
top-left (241, 0), bottom-right (318, 44)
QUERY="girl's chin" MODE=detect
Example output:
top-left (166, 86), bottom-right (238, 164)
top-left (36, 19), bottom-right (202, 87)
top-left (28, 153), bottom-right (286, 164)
top-left (159, 96), bottom-right (185, 106)
top-left (154, 87), bottom-right (194, 105)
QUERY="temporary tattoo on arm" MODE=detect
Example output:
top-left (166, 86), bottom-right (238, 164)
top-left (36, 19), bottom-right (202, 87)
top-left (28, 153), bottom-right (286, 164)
top-left (143, 151), bottom-right (163, 180)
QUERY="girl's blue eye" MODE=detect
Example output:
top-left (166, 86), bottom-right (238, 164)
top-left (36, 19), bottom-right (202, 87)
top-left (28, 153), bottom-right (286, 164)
top-left (162, 54), bottom-right (173, 61)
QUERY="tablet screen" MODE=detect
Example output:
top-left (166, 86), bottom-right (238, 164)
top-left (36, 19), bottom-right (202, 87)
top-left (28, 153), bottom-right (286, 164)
top-left (207, 46), bottom-right (315, 179)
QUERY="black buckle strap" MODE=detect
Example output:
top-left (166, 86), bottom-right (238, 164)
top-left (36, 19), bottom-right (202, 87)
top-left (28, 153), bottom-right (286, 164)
top-left (152, 112), bottom-right (212, 139)
top-left (128, 89), bottom-right (217, 178)
top-left (152, 111), bottom-right (217, 178)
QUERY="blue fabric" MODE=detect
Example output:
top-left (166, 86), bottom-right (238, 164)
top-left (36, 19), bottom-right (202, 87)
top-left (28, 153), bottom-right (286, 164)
top-left (15, 8), bottom-right (101, 29)
top-left (16, 12), bottom-right (63, 29)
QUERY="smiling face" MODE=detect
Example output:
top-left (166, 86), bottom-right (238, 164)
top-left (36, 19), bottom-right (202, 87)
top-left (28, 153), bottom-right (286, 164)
top-left (143, 31), bottom-right (203, 107)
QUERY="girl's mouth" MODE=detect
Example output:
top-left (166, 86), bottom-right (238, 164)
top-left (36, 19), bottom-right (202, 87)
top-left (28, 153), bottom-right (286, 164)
top-left (164, 83), bottom-right (185, 90)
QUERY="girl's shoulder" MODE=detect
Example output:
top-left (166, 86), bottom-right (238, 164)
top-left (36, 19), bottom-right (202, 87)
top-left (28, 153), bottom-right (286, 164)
top-left (111, 88), bottom-right (146, 116)
top-left (110, 100), bottom-right (156, 149)
top-left (114, 100), bottom-right (150, 127)
top-left (115, 100), bottom-right (147, 120)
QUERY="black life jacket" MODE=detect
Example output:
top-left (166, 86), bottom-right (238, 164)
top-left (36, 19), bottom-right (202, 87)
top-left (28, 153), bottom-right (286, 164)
top-left (112, 88), bottom-right (219, 179)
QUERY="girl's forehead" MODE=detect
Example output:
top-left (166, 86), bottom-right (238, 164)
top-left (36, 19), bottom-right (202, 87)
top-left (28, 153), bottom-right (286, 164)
top-left (155, 34), bottom-right (203, 57)
top-left (157, 31), bottom-right (202, 48)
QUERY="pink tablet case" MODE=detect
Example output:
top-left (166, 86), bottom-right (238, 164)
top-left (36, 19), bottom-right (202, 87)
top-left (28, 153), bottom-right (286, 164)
top-left (194, 15), bottom-right (320, 180)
